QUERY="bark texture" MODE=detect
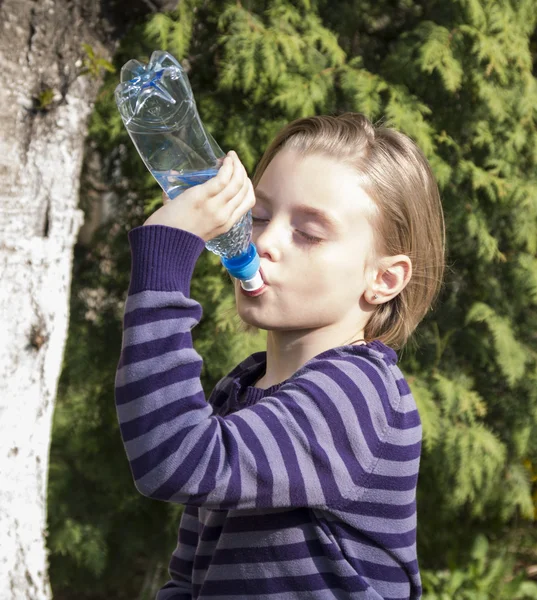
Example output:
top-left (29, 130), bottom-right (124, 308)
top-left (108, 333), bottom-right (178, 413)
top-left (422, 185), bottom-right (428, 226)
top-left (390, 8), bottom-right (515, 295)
top-left (0, 0), bottom-right (175, 597)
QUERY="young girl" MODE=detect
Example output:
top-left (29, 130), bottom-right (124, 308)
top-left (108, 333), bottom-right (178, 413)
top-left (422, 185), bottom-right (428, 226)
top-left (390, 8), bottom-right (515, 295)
top-left (115, 112), bottom-right (445, 600)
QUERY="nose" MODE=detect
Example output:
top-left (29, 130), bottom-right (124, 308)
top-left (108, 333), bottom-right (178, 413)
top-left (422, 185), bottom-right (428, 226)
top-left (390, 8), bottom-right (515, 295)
top-left (253, 219), bottom-right (283, 262)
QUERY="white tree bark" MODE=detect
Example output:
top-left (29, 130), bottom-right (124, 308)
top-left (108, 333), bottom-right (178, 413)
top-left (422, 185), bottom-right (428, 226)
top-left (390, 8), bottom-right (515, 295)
top-left (0, 0), bottom-right (176, 595)
top-left (0, 0), bottom-right (117, 596)
top-left (0, 4), bottom-right (95, 598)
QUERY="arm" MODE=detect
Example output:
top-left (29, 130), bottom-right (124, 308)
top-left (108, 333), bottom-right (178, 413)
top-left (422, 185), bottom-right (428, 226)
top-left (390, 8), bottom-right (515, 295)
top-left (115, 225), bottom-right (420, 510)
top-left (156, 505), bottom-right (199, 600)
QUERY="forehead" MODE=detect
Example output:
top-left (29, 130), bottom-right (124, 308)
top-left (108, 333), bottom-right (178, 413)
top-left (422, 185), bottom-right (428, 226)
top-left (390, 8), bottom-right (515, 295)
top-left (255, 149), bottom-right (377, 230)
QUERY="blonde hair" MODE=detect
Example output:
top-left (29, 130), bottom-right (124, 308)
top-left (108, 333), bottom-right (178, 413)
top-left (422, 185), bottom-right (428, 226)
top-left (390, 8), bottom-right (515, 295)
top-left (237, 112), bottom-right (445, 349)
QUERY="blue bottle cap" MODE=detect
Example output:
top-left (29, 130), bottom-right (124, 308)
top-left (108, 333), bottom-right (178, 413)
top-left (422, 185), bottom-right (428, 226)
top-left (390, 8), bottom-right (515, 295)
top-left (221, 243), bottom-right (260, 280)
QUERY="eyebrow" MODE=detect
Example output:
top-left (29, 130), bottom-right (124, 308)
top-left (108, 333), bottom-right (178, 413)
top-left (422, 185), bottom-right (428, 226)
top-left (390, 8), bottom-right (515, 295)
top-left (254, 189), bottom-right (341, 232)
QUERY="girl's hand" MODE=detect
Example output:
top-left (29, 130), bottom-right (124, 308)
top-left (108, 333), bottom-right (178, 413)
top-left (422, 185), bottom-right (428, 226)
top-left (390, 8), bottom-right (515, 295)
top-left (144, 150), bottom-right (256, 242)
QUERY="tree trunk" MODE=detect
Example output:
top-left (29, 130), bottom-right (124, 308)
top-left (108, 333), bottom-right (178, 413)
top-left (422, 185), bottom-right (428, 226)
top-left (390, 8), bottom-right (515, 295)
top-left (0, 0), bottom-right (175, 597)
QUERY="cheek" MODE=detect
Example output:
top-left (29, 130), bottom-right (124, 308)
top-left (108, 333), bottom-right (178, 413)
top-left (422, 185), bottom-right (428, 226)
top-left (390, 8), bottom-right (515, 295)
top-left (302, 249), bottom-right (352, 281)
top-left (311, 249), bottom-right (368, 297)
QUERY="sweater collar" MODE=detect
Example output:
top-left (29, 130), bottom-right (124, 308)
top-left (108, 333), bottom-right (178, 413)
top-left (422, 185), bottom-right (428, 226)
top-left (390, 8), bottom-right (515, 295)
top-left (226, 340), bottom-right (397, 413)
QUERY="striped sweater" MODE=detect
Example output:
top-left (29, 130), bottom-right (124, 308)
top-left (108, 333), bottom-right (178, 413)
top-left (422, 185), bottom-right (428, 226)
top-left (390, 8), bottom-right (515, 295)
top-left (115, 224), bottom-right (423, 600)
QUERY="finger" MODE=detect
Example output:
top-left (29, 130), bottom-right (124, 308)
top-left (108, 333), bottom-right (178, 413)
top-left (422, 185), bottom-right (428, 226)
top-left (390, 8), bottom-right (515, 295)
top-left (227, 178), bottom-right (256, 228)
top-left (230, 173), bottom-right (252, 212)
top-left (203, 153), bottom-right (234, 196)
top-left (212, 173), bottom-right (250, 233)
top-left (211, 152), bottom-right (246, 208)
top-left (220, 172), bottom-right (250, 220)
top-left (227, 152), bottom-right (248, 199)
top-left (162, 191), bottom-right (171, 205)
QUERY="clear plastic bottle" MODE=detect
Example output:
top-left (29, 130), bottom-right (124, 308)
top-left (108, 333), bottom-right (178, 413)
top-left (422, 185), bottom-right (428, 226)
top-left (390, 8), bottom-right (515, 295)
top-left (115, 50), bottom-right (263, 293)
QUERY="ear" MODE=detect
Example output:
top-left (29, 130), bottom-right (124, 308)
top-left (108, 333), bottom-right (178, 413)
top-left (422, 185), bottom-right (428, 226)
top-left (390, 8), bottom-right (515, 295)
top-left (367, 255), bottom-right (412, 305)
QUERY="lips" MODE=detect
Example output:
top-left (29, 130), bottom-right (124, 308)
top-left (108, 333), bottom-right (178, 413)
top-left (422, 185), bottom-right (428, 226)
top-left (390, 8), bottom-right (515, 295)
top-left (241, 284), bottom-right (267, 297)
top-left (237, 266), bottom-right (270, 297)
top-left (240, 267), bottom-right (269, 297)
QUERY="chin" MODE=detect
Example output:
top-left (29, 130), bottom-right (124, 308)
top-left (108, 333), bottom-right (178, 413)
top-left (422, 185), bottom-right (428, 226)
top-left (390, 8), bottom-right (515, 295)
top-left (236, 311), bottom-right (295, 333)
top-left (235, 302), bottom-right (279, 330)
top-left (236, 307), bottom-right (268, 329)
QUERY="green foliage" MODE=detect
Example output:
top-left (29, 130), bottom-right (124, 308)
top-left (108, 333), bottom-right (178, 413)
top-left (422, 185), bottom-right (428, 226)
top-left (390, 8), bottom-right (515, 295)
top-left (422, 535), bottom-right (537, 599)
top-left (465, 302), bottom-right (529, 387)
top-left (418, 22), bottom-right (464, 93)
top-left (35, 88), bottom-right (55, 111)
top-left (51, 517), bottom-right (108, 577)
top-left (49, 0), bottom-right (537, 595)
top-left (216, 2), bottom-right (346, 115)
top-left (81, 43), bottom-right (116, 79)
top-left (144, 0), bottom-right (200, 60)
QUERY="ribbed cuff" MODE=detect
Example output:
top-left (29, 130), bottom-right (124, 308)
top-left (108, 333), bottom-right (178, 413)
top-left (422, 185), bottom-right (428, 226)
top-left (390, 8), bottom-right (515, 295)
top-left (128, 225), bottom-right (206, 295)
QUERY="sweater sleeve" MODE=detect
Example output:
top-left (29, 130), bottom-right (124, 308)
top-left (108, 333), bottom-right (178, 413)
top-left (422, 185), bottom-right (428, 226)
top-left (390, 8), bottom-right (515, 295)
top-left (115, 225), bottom-right (419, 511)
top-left (156, 505), bottom-right (199, 600)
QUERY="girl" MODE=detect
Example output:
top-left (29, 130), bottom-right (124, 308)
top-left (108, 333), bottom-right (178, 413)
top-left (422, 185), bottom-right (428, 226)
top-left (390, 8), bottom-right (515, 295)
top-left (115, 112), bottom-right (445, 599)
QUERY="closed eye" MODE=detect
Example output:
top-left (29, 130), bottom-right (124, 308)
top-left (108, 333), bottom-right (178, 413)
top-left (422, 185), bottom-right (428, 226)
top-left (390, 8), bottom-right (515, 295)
top-left (252, 216), bottom-right (323, 244)
top-left (298, 231), bottom-right (323, 244)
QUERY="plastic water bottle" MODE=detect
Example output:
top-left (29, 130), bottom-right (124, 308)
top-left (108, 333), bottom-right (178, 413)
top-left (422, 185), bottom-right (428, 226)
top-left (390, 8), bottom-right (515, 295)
top-left (114, 50), bottom-right (263, 293)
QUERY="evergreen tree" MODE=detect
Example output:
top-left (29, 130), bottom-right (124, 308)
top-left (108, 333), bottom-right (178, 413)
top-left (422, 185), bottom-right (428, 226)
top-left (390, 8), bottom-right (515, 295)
top-left (48, 0), bottom-right (537, 596)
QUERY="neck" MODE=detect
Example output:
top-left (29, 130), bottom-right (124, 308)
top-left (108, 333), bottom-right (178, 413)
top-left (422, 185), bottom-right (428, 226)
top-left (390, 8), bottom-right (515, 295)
top-left (255, 325), bottom-right (366, 389)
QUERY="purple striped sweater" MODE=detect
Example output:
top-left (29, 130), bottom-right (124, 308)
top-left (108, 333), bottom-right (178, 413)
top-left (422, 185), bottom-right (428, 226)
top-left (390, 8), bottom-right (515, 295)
top-left (115, 225), bottom-right (423, 600)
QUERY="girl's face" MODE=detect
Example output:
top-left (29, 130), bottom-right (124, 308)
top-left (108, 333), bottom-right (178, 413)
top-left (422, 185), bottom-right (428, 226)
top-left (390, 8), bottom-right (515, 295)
top-left (234, 148), bottom-right (378, 341)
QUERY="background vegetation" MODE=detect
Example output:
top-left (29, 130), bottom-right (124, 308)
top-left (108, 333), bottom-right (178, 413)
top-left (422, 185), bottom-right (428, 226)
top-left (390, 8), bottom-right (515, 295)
top-left (47, 0), bottom-right (537, 597)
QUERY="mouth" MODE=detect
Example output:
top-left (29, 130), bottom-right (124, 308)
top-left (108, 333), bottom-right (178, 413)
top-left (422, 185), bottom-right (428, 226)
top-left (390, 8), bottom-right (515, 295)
top-left (240, 267), bottom-right (268, 297)
top-left (241, 285), bottom-right (267, 297)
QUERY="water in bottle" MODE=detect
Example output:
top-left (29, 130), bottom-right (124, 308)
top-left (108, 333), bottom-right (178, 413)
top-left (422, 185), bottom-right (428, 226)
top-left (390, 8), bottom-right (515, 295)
top-left (114, 50), bottom-right (263, 292)
top-left (152, 167), bottom-right (220, 199)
